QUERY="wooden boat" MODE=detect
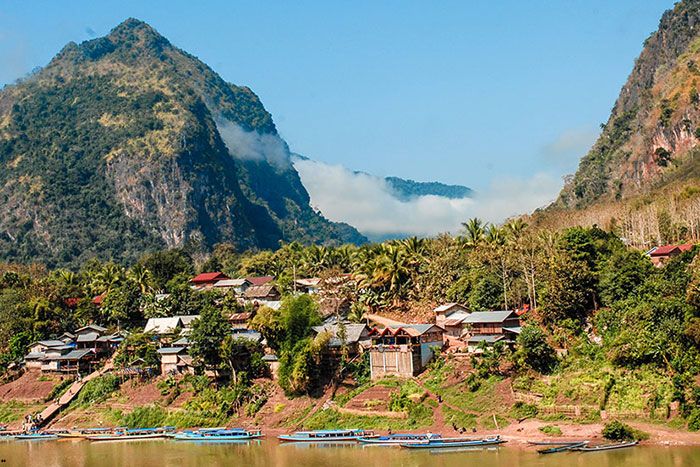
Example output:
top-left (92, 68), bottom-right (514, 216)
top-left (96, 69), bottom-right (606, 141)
top-left (573, 441), bottom-right (638, 452)
top-left (15, 432), bottom-right (59, 440)
top-left (538, 441), bottom-right (588, 454)
top-left (86, 427), bottom-right (174, 441)
top-left (528, 440), bottom-right (588, 446)
top-left (358, 433), bottom-right (441, 445)
top-left (57, 428), bottom-right (115, 439)
top-left (400, 435), bottom-right (506, 449)
top-left (278, 429), bottom-right (376, 442)
top-left (173, 428), bottom-right (263, 441)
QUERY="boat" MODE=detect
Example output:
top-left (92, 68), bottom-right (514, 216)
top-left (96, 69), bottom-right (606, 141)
top-left (14, 432), bottom-right (60, 441)
top-left (173, 428), bottom-right (263, 441)
top-left (400, 435), bottom-right (506, 449)
top-left (86, 427), bottom-right (174, 441)
top-left (537, 441), bottom-right (588, 454)
top-left (528, 440), bottom-right (588, 446)
top-left (278, 429), bottom-right (376, 442)
top-left (57, 427), bottom-right (115, 439)
top-left (358, 433), bottom-right (441, 445)
top-left (573, 441), bottom-right (639, 452)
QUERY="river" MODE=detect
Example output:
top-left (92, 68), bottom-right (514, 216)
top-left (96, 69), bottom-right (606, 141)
top-left (1, 439), bottom-right (699, 466)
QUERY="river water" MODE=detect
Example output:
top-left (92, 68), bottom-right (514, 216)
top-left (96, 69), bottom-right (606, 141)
top-left (1, 439), bottom-right (699, 466)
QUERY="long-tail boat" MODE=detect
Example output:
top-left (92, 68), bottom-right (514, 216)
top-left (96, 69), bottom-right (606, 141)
top-left (14, 432), bottom-right (61, 441)
top-left (173, 428), bottom-right (263, 441)
top-left (57, 427), bottom-right (116, 439)
top-left (537, 441), bottom-right (588, 454)
top-left (278, 429), bottom-right (375, 442)
top-left (572, 441), bottom-right (639, 452)
top-left (86, 426), bottom-right (174, 441)
top-left (358, 433), bottom-right (441, 445)
top-left (400, 435), bottom-right (506, 449)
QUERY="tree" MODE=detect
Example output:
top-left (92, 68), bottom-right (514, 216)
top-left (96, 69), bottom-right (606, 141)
top-left (515, 325), bottom-right (557, 373)
top-left (599, 249), bottom-right (653, 306)
top-left (139, 249), bottom-right (194, 291)
top-left (250, 305), bottom-right (285, 352)
top-left (188, 306), bottom-right (229, 371)
top-left (280, 294), bottom-right (321, 351)
top-left (101, 281), bottom-right (143, 327)
top-left (220, 336), bottom-right (266, 384)
top-left (461, 218), bottom-right (486, 247)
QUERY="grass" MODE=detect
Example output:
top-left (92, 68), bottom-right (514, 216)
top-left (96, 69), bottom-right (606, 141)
top-left (302, 405), bottom-right (433, 431)
top-left (0, 401), bottom-right (31, 424)
top-left (442, 406), bottom-right (477, 430)
top-left (539, 425), bottom-right (563, 436)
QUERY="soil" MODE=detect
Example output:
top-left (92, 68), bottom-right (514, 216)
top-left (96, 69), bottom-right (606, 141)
top-left (0, 371), bottom-right (64, 402)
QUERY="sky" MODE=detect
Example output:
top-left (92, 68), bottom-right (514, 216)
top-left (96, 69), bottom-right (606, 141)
top-left (0, 0), bottom-right (676, 235)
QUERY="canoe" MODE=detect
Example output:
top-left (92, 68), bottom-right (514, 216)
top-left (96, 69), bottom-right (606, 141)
top-left (573, 441), bottom-right (638, 452)
top-left (358, 433), bottom-right (441, 445)
top-left (57, 428), bottom-right (114, 439)
top-left (538, 441), bottom-right (588, 454)
top-left (401, 436), bottom-right (506, 449)
top-left (173, 429), bottom-right (263, 441)
top-left (528, 440), bottom-right (588, 446)
top-left (278, 429), bottom-right (375, 442)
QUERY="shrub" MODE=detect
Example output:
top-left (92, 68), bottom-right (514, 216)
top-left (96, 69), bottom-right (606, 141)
top-left (539, 425), bottom-right (562, 436)
top-left (602, 420), bottom-right (648, 441)
top-left (511, 401), bottom-right (538, 419)
top-left (73, 375), bottom-right (120, 406)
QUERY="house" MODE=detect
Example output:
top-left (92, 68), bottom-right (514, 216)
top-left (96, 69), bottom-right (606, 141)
top-left (243, 284), bottom-right (281, 303)
top-left (228, 311), bottom-right (255, 328)
top-left (157, 347), bottom-right (194, 375)
top-left (144, 315), bottom-right (200, 336)
top-left (42, 349), bottom-right (96, 373)
top-left (647, 244), bottom-right (694, 266)
top-left (76, 331), bottom-right (123, 356)
top-left (462, 310), bottom-right (521, 336)
top-left (368, 324), bottom-right (444, 379)
top-left (262, 354), bottom-right (280, 379)
top-left (295, 278), bottom-right (322, 294)
top-left (434, 303), bottom-right (470, 337)
top-left (230, 328), bottom-right (263, 344)
top-left (312, 323), bottom-right (371, 355)
top-left (213, 278), bottom-right (252, 295)
top-left (190, 272), bottom-right (230, 289)
top-left (466, 334), bottom-right (506, 353)
top-left (25, 340), bottom-right (74, 369)
top-left (246, 276), bottom-right (275, 287)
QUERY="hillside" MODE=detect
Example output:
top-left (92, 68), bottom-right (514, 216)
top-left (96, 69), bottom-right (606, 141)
top-left (384, 177), bottom-right (473, 201)
top-left (0, 18), bottom-right (365, 268)
top-left (543, 0), bottom-right (700, 246)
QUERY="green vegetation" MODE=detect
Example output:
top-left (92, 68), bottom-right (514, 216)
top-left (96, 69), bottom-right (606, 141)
top-left (0, 401), bottom-right (32, 424)
top-left (72, 375), bottom-right (121, 407)
top-left (602, 420), bottom-right (649, 441)
top-left (539, 425), bottom-right (562, 436)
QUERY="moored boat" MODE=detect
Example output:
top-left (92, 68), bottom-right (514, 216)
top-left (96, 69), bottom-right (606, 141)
top-left (173, 428), bottom-right (263, 441)
top-left (57, 428), bottom-right (115, 439)
top-left (15, 432), bottom-right (60, 441)
top-left (86, 427), bottom-right (174, 441)
top-left (538, 441), bottom-right (588, 454)
top-left (572, 441), bottom-right (638, 452)
top-left (400, 435), bottom-right (506, 449)
top-left (358, 433), bottom-right (441, 445)
top-left (528, 440), bottom-right (588, 446)
top-left (278, 429), bottom-right (375, 442)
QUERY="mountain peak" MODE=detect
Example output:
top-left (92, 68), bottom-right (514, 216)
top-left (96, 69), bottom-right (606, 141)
top-left (107, 17), bottom-right (168, 45)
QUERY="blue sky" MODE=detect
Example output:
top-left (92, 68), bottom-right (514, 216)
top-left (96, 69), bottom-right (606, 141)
top-left (0, 0), bottom-right (673, 194)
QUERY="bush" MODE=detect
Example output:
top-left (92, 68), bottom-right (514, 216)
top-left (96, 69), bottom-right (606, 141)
top-left (687, 408), bottom-right (700, 431)
top-left (120, 405), bottom-right (167, 428)
top-left (511, 401), bottom-right (538, 419)
top-left (602, 420), bottom-right (648, 441)
top-left (539, 425), bottom-right (562, 436)
top-left (73, 375), bottom-right (120, 406)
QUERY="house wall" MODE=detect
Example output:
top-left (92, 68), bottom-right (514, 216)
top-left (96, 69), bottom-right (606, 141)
top-left (418, 340), bottom-right (443, 368)
top-left (369, 347), bottom-right (415, 379)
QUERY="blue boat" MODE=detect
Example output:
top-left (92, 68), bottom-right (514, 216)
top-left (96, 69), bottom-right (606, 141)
top-left (15, 432), bottom-right (60, 441)
top-left (400, 435), bottom-right (506, 449)
top-left (278, 429), bottom-right (376, 442)
top-left (358, 433), bottom-right (441, 445)
top-left (173, 428), bottom-right (263, 441)
top-left (86, 426), bottom-right (175, 441)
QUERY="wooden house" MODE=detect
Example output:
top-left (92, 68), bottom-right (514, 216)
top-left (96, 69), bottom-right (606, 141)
top-left (157, 347), bottom-right (195, 375)
top-left (647, 244), bottom-right (694, 267)
top-left (295, 278), bottom-right (322, 294)
top-left (243, 284), bottom-right (281, 303)
top-left (212, 278), bottom-right (252, 295)
top-left (311, 323), bottom-right (370, 356)
top-left (368, 324), bottom-right (444, 379)
top-left (190, 272), bottom-right (230, 290)
top-left (433, 303), bottom-right (470, 337)
top-left (461, 310), bottom-right (521, 335)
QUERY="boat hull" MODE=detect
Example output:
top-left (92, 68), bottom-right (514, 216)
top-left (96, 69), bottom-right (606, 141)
top-left (278, 435), bottom-right (365, 442)
top-left (15, 435), bottom-right (59, 440)
top-left (573, 441), bottom-right (638, 452)
top-left (401, 438), bottom-right (506, 449)
top-left (86, 433), bottom-right (167, 441)
top-left (173, 434), bottom-right (263, 441)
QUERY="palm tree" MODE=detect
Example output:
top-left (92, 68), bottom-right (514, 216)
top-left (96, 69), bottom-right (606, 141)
top-left (461, 218), bottom-right (486, 247)
top-left (128, 263), bottom-right (153, 294)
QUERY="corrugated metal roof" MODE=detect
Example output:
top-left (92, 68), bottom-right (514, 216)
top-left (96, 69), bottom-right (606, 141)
top-left (467, 335), bottom-right (504, 343)
top-left (312, 324), bottom-right (369, 346)
top-left (462, 311), bottom-right (516, 324)
top-left (503, 326), bottom-right (522, 334)
top-left (61, 349), bottom-right (95, 360)
top-left (144, 317), bottom-right (182, 334)
top-left (157, 347), bottom-right (186, 355)
top-left (76, 332), bottom-right (99, 342)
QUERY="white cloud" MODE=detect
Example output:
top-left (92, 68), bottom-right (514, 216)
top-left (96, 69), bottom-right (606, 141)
top-left (215, 119), bottom-right (291, 169)
top-left (541, 127), bottom-right (599, 171)
top-left (293, 158), bottom-right (562, 237)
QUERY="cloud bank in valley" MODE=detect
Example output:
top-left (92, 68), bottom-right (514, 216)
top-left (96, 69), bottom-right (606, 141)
top-left (293, 157), bottom-right (562, 238)
top-left (216, 119), bottom-right (291, 169)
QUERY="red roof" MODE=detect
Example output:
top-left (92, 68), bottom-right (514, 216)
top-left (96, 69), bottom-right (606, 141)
top-left (64, 298), bottom-right (80, 308)
top-left (191, 272), bottom-right (229, 284)
top-left (92, 293), bottom-right (105, 305)
top-left (246, 275), bottom-right (274, 286)
top-left (650, 244), bottom-right (694, 257)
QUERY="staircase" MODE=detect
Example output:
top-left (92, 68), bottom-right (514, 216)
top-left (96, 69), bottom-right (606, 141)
top-left (36, 360), bottom-right (114, 427)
